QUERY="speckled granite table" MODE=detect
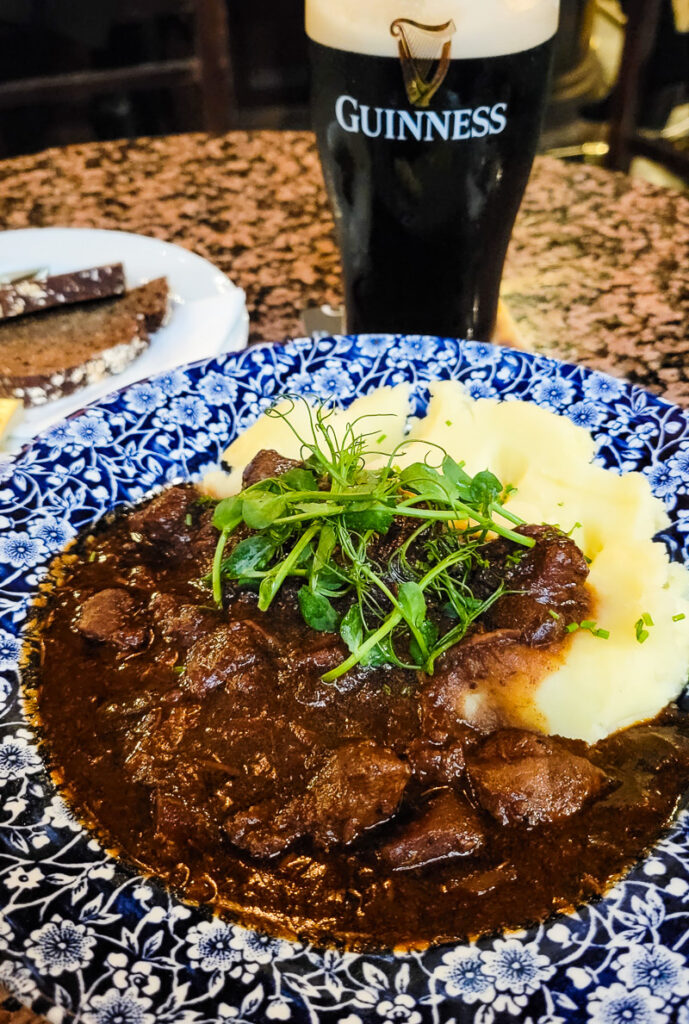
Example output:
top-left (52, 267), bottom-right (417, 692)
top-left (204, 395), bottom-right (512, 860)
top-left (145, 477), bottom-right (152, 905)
top-left (0, 131), bottom-right (687, 403)
top-left (0, 131), bottom-right (688, 1021)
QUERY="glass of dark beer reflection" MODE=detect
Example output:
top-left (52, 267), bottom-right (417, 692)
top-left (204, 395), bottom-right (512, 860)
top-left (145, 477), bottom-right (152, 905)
top-left (307, 0), bottom-right (559, 340)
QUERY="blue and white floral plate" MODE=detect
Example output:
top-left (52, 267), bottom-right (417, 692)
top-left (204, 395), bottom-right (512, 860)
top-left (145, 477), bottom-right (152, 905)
top-left (2, 334), bottom-right (689, 1024)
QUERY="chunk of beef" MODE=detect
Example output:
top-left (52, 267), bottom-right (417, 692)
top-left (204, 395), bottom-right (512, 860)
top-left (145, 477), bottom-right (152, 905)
top-left (468, 729), bottom-right (608, 826)
top-left (299, 740), bottom-right (411, 848)
top-left (124, 703), bottom-right (201, 783)
top-left (595, 725), bottom-right (689, 774)
top-left (190, 508), bottom-right (220, 569)
top-left (224, 799), bottom-right (304, 858)
top-left (287, 637), bottom-right (348, 677)
top-left (184, 623), bottom-right (277, 699)
top-left (129, 486), bottom-right (194, 552)
top-left (75, 588), bottom-right (146, 650)
top-left (242, 449), bottom-right (301, 489)
top-left (419, 629), bottom-right (524, 738)
top-left (472, 525), bottom-right (590, 645)
top-left (150, 593), bottom-right (221, 648)
top-left (382, 790), bottom-right (485, 870)
top-left (207, 713), bottom-right (312, 811)
top-left (405, 737), bottom-right (468, 788)
top-left (154, 792), bottom-right (204, 851)
top-left (366, 515), bottom-right (426, 574)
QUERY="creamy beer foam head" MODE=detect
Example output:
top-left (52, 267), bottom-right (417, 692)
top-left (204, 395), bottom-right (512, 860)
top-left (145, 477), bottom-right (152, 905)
top-left (306, 0), bottom-right (559, 58)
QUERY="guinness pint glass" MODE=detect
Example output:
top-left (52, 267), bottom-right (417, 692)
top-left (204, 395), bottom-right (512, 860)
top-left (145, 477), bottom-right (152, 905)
top-left (307, 0), bottom-right (559, 339)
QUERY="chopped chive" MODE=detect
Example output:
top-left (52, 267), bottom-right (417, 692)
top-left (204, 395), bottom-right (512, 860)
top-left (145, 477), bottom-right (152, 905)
top-left (173, 665), bottom-right (185, 675)
top-left (642, 612), bottom-right (654, 627)
top-left (594, 628), bottom-right (610, 639)
top-left (88, 551), bottom-right (97, 563)
top-left (548, 610), bottom-right (560, 620)
top-left (377, 434), bottom-right (387, 444)
top-left (580, 619), bottom-right (596, 630)
top-left (635, 617), bottom-right (650, 643)
top-left (673, 613), bottom-right (686, 622)
top-left (445, 420), bottom-right (452, 427)
top-left (567, 622), bottom-right (580, 633)
top-left (185, 513), bottom-right (193, 526)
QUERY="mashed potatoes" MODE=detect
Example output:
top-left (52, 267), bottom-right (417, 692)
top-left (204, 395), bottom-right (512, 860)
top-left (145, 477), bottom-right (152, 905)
top-left (204, 380), bottom-right (689, 743)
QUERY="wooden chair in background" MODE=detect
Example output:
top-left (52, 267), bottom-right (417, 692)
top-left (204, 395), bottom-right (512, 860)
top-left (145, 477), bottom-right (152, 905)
top-left (607, 0), bottom-right (689, 178)
top-left (0, 0), bottom-right (236, 136)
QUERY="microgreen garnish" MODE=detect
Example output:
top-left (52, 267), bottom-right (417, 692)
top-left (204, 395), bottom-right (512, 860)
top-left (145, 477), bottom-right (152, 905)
top-left (210, 398), bottom-right (535, 681)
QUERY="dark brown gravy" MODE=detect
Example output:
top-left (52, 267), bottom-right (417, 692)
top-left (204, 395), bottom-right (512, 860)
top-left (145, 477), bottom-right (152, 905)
top-left (24, 486), bottom-right (689, 952)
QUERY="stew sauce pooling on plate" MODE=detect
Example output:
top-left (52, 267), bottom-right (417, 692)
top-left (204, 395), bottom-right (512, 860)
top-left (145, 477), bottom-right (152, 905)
top-left (27, 468), bottom-right (689, 951)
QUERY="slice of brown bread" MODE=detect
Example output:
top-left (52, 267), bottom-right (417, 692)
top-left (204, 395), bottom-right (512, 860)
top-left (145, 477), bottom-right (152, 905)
top-left (127, 276), bottom-right (169, 332)
top-left (0, 263), bottom-right (126, 320)
top-left (0, 277), bottom-right (169, 407)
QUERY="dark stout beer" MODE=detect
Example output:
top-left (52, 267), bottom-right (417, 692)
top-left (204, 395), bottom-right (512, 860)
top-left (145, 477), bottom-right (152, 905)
top-left (307, 1), bottom-right (558, 339)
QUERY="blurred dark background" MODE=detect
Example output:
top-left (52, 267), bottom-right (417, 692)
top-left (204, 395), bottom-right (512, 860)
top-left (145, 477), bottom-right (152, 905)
top-left (0, 0), bottom-right (687, 185)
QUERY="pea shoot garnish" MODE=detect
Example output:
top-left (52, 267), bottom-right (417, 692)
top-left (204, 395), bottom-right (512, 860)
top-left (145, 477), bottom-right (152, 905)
top-left (210, 399), bottom-right (534, 681)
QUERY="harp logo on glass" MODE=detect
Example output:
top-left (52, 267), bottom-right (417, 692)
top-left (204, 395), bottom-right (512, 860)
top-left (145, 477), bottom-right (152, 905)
top-left (391, 17), bottom-right (456, 108)
top-left (334, 17), bottom-right (509, 143)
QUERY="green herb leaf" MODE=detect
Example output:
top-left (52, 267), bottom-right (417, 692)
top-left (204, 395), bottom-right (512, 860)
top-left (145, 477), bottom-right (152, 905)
top-left (280, 467), bottom-right (318, 491)
top-left (441, 455), bottom-right (472, 497)
top-left (258, 572), bottom-right (280, 610)
top-left (361, 638), bottom-right (393, 667)
top-left (469, 470), bottom-right (503, 509)
top-left (298, 586), bottom-right (341, 632)
top-left (225, 535), bottom-right (275, 577)
top-left (343, 504), bottom-right (395, 533)
top-left (294, 502), bottom-right (342, 517)
top-left (242, 493), bottom-right (286, 529)
top-left (212, 495), bottom-right (243, 532)
top-left (399, 463), bottom-right (452, 502)
top-left (257, 521), bottom-right (320, 612)
top-left (340, 604), bottom-right (364, 653)
top-left (398, 581), bottom-right (427, 628)
top-left (313, 524), bottom-right (337, 574)
top-left (409, 619), bottom-right (439, 665)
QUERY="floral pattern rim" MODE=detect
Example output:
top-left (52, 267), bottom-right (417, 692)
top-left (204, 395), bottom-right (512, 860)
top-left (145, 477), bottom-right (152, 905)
top-left (1, 334), bottom-right (689, 1024)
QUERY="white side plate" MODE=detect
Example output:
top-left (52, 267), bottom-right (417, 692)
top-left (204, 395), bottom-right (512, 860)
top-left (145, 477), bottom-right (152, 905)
top-left (0, 227), bottom-right (249, 448)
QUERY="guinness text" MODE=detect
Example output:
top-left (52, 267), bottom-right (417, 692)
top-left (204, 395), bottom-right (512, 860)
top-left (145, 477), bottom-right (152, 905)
top-left (335, 95), bottom-right (508, 141)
